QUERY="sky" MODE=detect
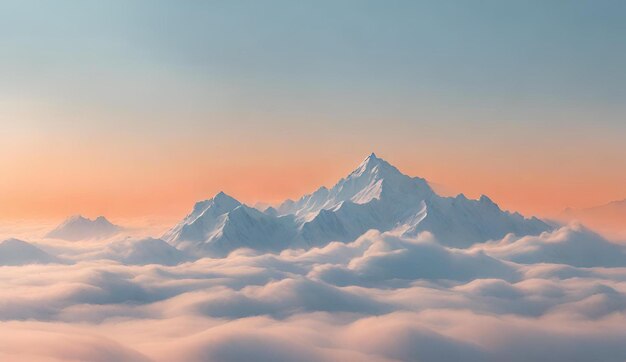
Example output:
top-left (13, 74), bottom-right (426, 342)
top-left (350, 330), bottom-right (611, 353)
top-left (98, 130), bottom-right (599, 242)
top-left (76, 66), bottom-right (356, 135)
top-left (1, 0), bottom-right (625, 220)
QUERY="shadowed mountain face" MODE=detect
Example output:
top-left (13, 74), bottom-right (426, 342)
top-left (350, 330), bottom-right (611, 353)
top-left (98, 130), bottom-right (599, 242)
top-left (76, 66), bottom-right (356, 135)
top-left (46, 215), bottom-right (121, 241)
top-left (164, 154), bottom-right (551, 256)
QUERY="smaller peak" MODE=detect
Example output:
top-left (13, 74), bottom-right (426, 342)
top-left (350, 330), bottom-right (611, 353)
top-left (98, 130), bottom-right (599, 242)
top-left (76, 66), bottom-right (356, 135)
top-left (263, 206), bottom-right (278, 217)
top-left (479, 195), bottom-right (497, 206)
top-left (479, 195), bottom-right (492, 202)
top-left (212, 191), bottom-right (241, 206)
top-left (2, 238), bottom-right (28, 245)
top-left (214, 191), bottom-right (231, 200)
top-left (192, 199), bottom-right (211, 212)
top-left (312, 186), bottom-right (330, 196)
top-left (68, 215), bottom-right (88, 221)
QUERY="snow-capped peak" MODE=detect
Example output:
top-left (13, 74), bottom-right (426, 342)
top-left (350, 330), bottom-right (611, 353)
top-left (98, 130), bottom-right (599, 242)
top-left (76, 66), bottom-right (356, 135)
top-left (350, 152), bottom-right (398, 178)
top-left (214, 191), bottom-right (238, 204)
top-left (162, 191), bottom-right (242, 243)
top-left (355, 152), bottom-right (380, 171)
top-left (189, 192), bottom-right (240, 217)
top-left (275, 153), bottom-right (434, 222)
top-left (165, 153), bottom-right (552, 255)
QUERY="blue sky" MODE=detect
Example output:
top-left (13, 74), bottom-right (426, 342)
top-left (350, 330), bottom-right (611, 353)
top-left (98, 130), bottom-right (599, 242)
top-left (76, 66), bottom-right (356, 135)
top-left (2, 0), bottom-right (625, 129)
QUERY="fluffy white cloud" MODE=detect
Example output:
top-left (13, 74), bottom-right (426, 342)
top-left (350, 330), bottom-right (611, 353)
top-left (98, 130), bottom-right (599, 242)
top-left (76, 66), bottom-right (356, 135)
top-left (475, 223), bottom-right (626, 267)
top-left (309, 231), bottom-right (519, 287)
top-left (0, 224), bottom-right (626, 361)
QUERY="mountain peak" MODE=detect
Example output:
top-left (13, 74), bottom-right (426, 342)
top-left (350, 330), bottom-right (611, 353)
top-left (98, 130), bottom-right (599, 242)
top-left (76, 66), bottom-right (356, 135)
top-left (362, 152), bottom-right (382, 166)
top-left (351, 152), bottom-right (395, 178)
top-left (189, 192), bottom-right (240, 218)
top-left (479, 195), bottom-right (495, 204)
top-left (166, 153), bottom-right (552, 255)
top-left (212, 191), bottom-right (240, 206)
top-left (46, 215), bottom-right (121, 241)
top-left (67, 215), bottom-right (88, 222)
top-left (63, 215), bottom-right (114, 227)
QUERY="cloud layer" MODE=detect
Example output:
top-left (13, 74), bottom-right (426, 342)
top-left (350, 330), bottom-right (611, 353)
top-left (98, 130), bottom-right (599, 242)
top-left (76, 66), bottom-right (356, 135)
top-left (1, 224), bottom-right (626, 361)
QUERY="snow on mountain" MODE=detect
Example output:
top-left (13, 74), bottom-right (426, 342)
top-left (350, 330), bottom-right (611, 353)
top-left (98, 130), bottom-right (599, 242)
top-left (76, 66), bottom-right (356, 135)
top-left (288, 153), bottom-right (550, 247)
top-left (163, 192), bottom-right (299, 257)
top-left (0, 238), bottom-right (60, 265)
top-left (276, 153), bottom-right (439, 246)
top-left (46, 215), bottom-right (121, 241)
top-left (164, 153), bottom-right (552, 256)
top-left (402, 194), bottom-right (550, 247)
top-left (277, 153), bottom-right (434, 222)
top-left (162, 191), bottom-right (241, 243)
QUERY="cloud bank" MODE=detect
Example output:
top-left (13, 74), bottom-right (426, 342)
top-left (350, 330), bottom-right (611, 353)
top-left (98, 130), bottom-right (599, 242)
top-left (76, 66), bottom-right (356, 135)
top-left (0, 222), bottom-right (625, 361)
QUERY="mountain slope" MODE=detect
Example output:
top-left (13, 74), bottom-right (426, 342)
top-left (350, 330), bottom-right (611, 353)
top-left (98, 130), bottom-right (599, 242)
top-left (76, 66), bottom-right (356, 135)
top-left (403, 194), bottom-right (550, 247)
top-left (277, 153), bottom-right (434, 222)
top-left (0, 239), bottom-right (60, 265)
top-left (164, 153), bottom-right (552, 255)
top-left (46, 215), bottom-right (121, 241)
top-left (162, 192), bottom-right (241, 243)
top-left (164, 192), bottom-right (299, 257)
top-left (287, 153), bottom-right (550, 247)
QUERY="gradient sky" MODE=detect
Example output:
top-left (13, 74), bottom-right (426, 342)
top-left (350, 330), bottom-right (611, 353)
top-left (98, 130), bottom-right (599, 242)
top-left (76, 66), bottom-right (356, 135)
top-left (1, 0), bottom-right (625, 220)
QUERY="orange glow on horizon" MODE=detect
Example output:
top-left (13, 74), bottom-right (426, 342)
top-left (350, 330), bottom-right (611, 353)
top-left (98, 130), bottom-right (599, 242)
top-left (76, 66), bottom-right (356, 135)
top-left (1, 139), bottom-right (624, 222)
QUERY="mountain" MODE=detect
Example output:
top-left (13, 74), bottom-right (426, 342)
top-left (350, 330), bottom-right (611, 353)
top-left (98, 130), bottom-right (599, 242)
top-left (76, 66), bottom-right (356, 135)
top-left (561, 199), bottom-right (626, 238)
top-left (278, 153), bottom-right (436, 246)
top-left (0, 239), bottom-right (60, 265)
top-left (162, 192), bottom-right (241, 243)
top-left (164, 192), bottom-right (299, 257)
top-left (46, 215), bottom-right (121, 241)
top-left (563, 199), bottom-right (626, 220)
top-left (164, 153), bottom-right (552, 256)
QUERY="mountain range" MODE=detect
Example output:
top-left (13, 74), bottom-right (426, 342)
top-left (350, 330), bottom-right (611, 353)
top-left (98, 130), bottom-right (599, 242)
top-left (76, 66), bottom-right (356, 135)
top-left (46, 215), bottom-right (121, 241)
top-left (164, 153), bottom-right (551, 257)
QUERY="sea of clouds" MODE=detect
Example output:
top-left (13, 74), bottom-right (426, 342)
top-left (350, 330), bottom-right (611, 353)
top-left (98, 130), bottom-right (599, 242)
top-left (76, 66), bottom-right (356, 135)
top-left (1, 222), bottom-right (626, 361)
